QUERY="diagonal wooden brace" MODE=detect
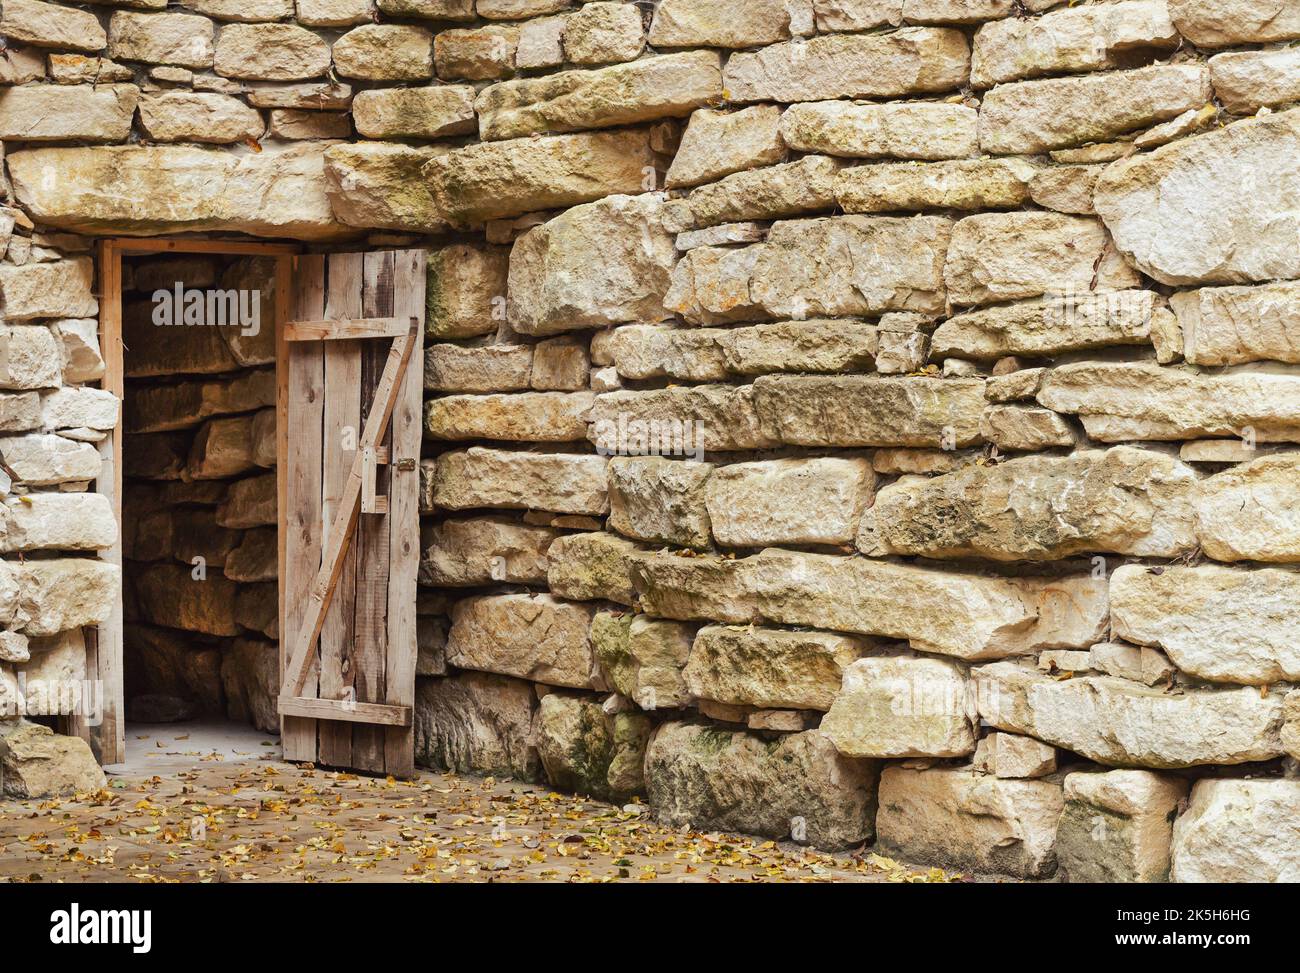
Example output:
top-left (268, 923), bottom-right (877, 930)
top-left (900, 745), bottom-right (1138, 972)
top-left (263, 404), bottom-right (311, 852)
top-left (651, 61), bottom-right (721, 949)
top-left (279, 318), bottom-right (418, 702)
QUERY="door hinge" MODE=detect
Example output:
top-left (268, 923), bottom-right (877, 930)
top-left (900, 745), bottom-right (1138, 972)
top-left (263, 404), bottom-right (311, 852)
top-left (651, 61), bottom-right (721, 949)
top-left (394, 458), bottom-right (417, 472)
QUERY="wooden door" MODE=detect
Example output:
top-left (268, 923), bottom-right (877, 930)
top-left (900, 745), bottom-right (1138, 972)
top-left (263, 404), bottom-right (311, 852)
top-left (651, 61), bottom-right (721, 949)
top-left (277, 250), bottom-right (425, 777)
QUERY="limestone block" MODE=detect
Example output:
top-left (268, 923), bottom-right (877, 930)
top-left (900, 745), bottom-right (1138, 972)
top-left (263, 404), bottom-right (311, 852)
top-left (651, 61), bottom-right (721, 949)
top-left (780, 100), bottom-right (977, 159)
top-left (563, 1), bottom-right (645, 64)
top-left (424, 391), bottom-right (593, 442)
top-left (649, 0), bottom-right (810, 48)
top-left (1170, 779), bottom-right (1300, 882)
top-left (434, 25), bottom-right (519, 81)
top-left (823, 656), bottom-right (976, 758)
top-left (352, 86), bottom-right (476, 140)
top-left (446, 593), bottom-right (600, 689)
top-left (979, 64), bottom-right (1210, 154)
top-left (424, 343), bottom-right (532, 392)
top-left (323, 142), bottom-right (448, 234)
top-left (16, 630), bottom-right (87, 717)
top-left (875, 766), bottom-right (1063, 878)
top-left (720, 319), bottom-right (878, 375)
top-left (646, 723), bottom-right (879, 849)
top-left (836, 158), bottom-right (1034, 213)
top-left (722, 27), bottom-right (970, 103)
top-left (704, 456), bottom-right (874, 547)
top-left (215, 472), bottom-right (277, 528)
top-left (423, 129), bottom-right (657, 227)
top-left (665, 106), bottom-right (785, 190)
top-left (1094, 109), bottom-right (1300, 286)
top-left (1111, 563), bottom-right (1300, 685)
top-left (414, 671), bottom-right (541, 780)
top-left (0, 493), bottom-right (117, 553)
top-left (1036, 361), bottom-right (1300, 443)
top-left (630, 548), bottom-right (1108, 661)
top-left (0, 434), bottom-right (101, 486)
top-left (933, 290), bottom-right (1155, 359)
top-left (607, 456), bottom-right (713, 550)
top-left (137, 91), bottom-right (263, 144)
top-left (1057, 769), bottom-right (1187, 883)
top-left (0, 259), bottom-right (97, 322)
top-left (41, 387), bottom-right (119, 431)
top-left (507, 193), bottom-right (676, 336)
top-left (475, 50), bottom-right (722, 140)
top-left (419, 516), bottom-right (556, 586)
top-left (1168, 0), bottom-right (1300, 47)
top-left (55, 319), bottom-right (106, 384)
top-left (431, 447), bottom-right (608, 515)
top-left (224, 527), bottom-right (276, 583)
top-left (9, 143), bottom-right (353, 241)
top-left (0, 327), bottom-right (62, 392)
top-left (972, 732), bottom-right (1056, 779)
top-left (15, 559), bottom-right (119, 637)
top-left (546, 531), bottom-right (641, 605)
top-left (590, 612), bottom-right (692, 710)
top-left (536, 693), bottom-right (650, 800)
top-left (108, 11), bottom-right (215, 68)
top-left (334, 25), bottom-right (433, 81)
top-left (974, 661), bottom-right (1286, 768)
top-left (589, 385), bottom-right (776, 453)
top-left (1169, 280), bottom-right (1300, 366)
top-left (0, 721), bottom-right (105, 798)
top-left (187, 415), bottom-right (256, 480)
top-left (979, 404), bottom-right (1076, 450)
top-left (752, 375), bottom-right (985, 448)
top-left (0, 84), bottom-right (138, 142)
top-left (1209, 47), bottom-right (1300, 115)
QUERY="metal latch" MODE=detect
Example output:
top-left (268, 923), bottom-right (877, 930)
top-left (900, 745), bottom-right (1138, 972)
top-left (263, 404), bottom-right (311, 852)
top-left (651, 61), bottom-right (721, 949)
top-left (394, 458), bottom-right (417, 472)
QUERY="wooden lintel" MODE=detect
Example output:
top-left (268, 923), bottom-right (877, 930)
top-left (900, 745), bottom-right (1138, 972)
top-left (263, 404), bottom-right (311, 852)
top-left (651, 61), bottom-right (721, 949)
top-left (277, 696), bottom-right (412, 727)
top-left (285, 317), bottom-right (411, 341)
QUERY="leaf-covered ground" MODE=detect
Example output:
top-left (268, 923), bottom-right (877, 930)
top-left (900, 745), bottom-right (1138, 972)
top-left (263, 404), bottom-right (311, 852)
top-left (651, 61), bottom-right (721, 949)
top-left (0, 752), bottom-right (957, 883)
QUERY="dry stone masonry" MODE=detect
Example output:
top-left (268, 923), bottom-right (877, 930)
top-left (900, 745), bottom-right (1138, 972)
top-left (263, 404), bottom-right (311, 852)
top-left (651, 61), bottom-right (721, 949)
top-left (1, 0), bottom-right (1299, 881)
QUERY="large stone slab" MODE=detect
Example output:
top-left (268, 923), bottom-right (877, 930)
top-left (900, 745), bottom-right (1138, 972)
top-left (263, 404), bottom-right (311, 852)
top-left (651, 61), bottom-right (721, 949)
top-left (475, 50), bottom-right (722, 140)
top-left (15, 559), bottom-right (119, 638)
top-left (414, 671), bottom-right (540, 780)
top-left (1196, 453), bottom-right (1300, 562)
top-left (607, 455), bottom-right (713, 550)
top-left (0, 493), bottom-right (117, 553)
top-left (108, 11), bottom-right (214, 68)
top-left (836, 158), bottom-right (1034, 213)
top-left (1168, 0), bottom-right (1300, 47)
top-left (649, 0), bottom-right (809, 48)
top-left (214, 23), bottom-right (330, 80)
top-left (630, 548), bottom-right (1108, 660)
top-left (722, 27), bottom-right (969, 103)
top-left (978, 64), bottom-right (1210, 154)
top-left (933, 290), bottom-right (1156, 359)
top-left (0, 721), bottom-right (105, 798)
top-left (684, 625), bottom-right (871, 712)
top-left (752, 375), bottom-right (985, 448)
top-left (419, 516), bottom-right (556, 587)
top-left (751, 215), bottom-right (953, 318)
top-left (424, 391), bottom-right (593, 442)
top-left (645, 723), bottom-right (879, 849)
top-left (1111, 563), bottom-right (1300, 685)
top-left (1169, 280), bottom-right (1300, 366)
top-left (876, 766), bottom-right (1063, 879)
top-left (665, 105), bottom-right (785, 189)
top-left (0, 259), bottom-right (97, 322)
top-left (678, 155), bottom-right (842, 228)
top-left (1057, 770), bottom-right (1188, 883)
top-left (780, 100), bottom-right (977, 160)
top-left (535, 694), bottom-right (650, 801)
top-left (431, 447), bottom-right (609, 515)
top-left (873, 447), bottom-right (1200, 561)
top-left (8, 144), bottom-right (355, 241)
top-left (423, 129), bottom-right (657, 227)
top-left (446, 593), bottom-right (600, 689)
top-left (970, 0), bottom-right (1178, 88)
top-left (590, 611), bottom-right (692, 710)
top-left (546, 531), bottom-right (641, 606)
top-left (589, 385), bottom-right (776, 453)
top-left (1094, 110), bottom-right (1300, 286)
top-left (944, 212), bottom-right (1139, 307)
top-left (1170, 779), bottom-right (1300, 882)
top-left (704, 456), bottom-right (874, 547)
top-left (507, 193), bottom-right (676, 336)
top-left (1, 0), bottom-right (107, 52)
top-left (1210, 47), bottom-right (1300, 116)
top-left (974, 662), bottom-right (1286, 768)
top-left (353, 85), bottom-right (476, 139)
top-left (823, 656), bottom-right (976, 758)
top-left (0, 84), bottom-right (138, 142)
top-left (0, 434), bottom-right (101, 486)
top-left (323, 142), bottom-right (449, 234)
top-left (1036, 361), bottom-right (1300, 442)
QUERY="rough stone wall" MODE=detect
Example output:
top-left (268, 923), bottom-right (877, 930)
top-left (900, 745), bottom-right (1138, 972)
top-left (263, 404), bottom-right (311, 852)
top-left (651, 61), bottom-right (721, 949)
top-left (120, 253), bottom-right (280, 733)
top-left (2, 0), bottom-right (1300, 879)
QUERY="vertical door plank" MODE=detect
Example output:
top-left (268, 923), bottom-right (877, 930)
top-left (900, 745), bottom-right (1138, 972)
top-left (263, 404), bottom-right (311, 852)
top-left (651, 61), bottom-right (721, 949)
top-left (352, 251), bottom-right (396, 773)
top-left (281, 254), bottom-right (325, 763)
top-left (383, 249), bottom-right (425, 778)
top-left (93, 240), bottom-right (125, 765)
top-left (318, 252), bottom-right (363, 769)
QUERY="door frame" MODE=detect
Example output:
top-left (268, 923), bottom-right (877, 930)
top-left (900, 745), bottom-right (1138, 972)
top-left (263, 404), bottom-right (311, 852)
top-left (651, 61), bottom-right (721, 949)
top-left (92, 237), bottom-right (299, 766)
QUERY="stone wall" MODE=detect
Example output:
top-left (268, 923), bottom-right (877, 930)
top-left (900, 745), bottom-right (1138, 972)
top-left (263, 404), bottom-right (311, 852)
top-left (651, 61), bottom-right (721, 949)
top-left (2, 0), bottom-right (1300, 879)
top-left (120, 253), bottom-right (279, 733)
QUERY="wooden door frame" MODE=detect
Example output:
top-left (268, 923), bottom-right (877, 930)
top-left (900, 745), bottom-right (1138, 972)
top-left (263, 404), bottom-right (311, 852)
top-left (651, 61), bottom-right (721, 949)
top-left (93, 237), bottom-right (299, 766)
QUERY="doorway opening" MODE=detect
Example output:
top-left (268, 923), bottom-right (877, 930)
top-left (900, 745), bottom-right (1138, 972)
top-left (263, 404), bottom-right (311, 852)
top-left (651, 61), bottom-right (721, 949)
top-left (95, 239), bottom-right (296, 769)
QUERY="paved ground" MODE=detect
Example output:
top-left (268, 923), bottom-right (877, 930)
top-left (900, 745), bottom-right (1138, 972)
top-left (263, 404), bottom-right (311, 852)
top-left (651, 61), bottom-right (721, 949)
top-left (0, 722), bottom-right (957, 884)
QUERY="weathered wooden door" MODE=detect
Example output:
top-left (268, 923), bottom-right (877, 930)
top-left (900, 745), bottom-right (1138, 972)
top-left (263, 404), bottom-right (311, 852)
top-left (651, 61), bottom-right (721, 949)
top-left (276, 250), bottom-right (425, 777)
